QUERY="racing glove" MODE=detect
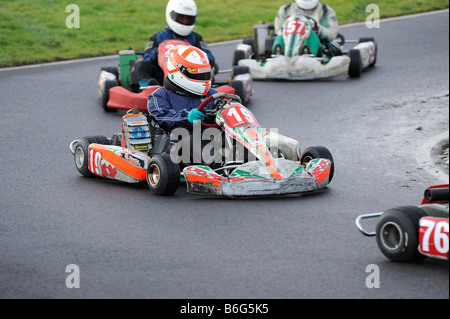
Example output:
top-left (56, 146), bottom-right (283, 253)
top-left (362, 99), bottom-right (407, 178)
top-left (187, 109), bottom-right (205, 123)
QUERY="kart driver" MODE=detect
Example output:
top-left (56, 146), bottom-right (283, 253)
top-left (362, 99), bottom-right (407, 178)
top-left (274, 0), bottom-right (339, 42)
top-left (129, 0), bottom-right (216, 92)
top-left (147, 45), bottom-right (219, 165)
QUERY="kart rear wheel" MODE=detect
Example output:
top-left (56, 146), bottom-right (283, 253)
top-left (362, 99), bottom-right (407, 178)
top-left (147, 154), bottom-right (180, 196)
top-left (348, 49), bottom-right (361, 78)
top-left (74, 135), bottom-right (110, 177)
top-left (232, 65), bottom-right (250, 78)
top-left (375, 206), bottom-right (428, 262)
top-left (232, 50), bottom-right (246, 66)
top-left (100, 66), bottom-right (119, 78)
top-left (301, 146), bottom-right (334, 182)
top-left (243, 38), bottom-right (255, 51)
top-left (101, 79), bottom-right (119, 112)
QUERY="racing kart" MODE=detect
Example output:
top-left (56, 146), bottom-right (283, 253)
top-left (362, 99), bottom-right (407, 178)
top-left (233, 15), bottom-right (377, 80)
top-left (69, 92), bottom-right (334, 197)
top-left (356, 185), bottom-right (449, 262)
top-left (97, 39), bottom-right (253, 112)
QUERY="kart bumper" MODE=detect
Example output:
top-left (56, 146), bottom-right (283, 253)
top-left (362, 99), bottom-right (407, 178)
top-left (183, 158), bottom-right (331, 197)
top-left (239, 55), bottom-right (350, 80)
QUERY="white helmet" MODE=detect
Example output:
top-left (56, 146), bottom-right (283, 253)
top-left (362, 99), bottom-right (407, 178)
top-left (166, 0), bottom-right (197, 36)
top-left (166, 45), bottom-right (212, 97)
top-left (296, 0), bottom-right (319, 10)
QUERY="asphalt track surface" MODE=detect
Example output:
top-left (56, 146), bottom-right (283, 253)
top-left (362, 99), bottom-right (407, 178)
top-left (0, 11), bottom-right (448, 300)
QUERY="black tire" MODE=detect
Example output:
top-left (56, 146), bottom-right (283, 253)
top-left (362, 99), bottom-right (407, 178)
top-left (299, 45), bottom-right (311, 55)
top-left (230, 80), bottom-right (247, 106)
top-left (359, 37), bottom-right (375, 43)
top-left (232, 50), bottom-right (246, 66)
top-left (301, 146), bottom-right (334, 183)
top-left (74, 135), bottom-right (110, 177)
top-left (264, 37), bottom-right (275, 57)
top-left (212, 61), bottom-right (220, 76)
top-left (101, 79), bottom-right (119, 112)
top-left (348, 49), bottom-right (361, 78)
top-left (375, 206), bottom-right (428, 262)
top-left (100, 66), bottom-right (119, 78)
top-left (273, 44), bottom-right (284, 55)
top-left (232, 65), bottom-right (250, 78)
top-left (146, 154), bottom-right (180, 196)
top-left (242, 38), bottom-right (255, 51)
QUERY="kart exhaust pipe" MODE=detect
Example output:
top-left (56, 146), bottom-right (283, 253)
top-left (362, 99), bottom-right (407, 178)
top-left (424, 187), bottom-right (449, 202)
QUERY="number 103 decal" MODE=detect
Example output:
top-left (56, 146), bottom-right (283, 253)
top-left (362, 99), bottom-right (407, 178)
top-left (419, 217), bottom-right (449, 258)
top-left (223, 105), bottom-right (258, 128)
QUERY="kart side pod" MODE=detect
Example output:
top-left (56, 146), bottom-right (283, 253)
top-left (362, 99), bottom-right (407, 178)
top-left (87, 144), bottom-right (150, 183)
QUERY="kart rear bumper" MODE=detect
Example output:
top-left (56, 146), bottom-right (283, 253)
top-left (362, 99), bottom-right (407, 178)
top-left (239, 55), bottom-right (350, 80)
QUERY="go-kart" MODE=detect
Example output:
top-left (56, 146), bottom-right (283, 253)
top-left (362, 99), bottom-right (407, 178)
top-left (233, 14), bottom-right (377, 80)
top-left (97, 39), bottom-right (253, 112)
top-left (69, 92), bottom-right (334, 197)
top-left (356, 185), bottom-right (449, 262)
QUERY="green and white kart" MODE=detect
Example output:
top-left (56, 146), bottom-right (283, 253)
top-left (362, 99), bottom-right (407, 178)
top-left (233, 14), bottom-right (377, 80)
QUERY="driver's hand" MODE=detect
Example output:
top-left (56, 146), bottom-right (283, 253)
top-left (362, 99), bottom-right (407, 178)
top-left (188, 109), bottom-right (205, 123)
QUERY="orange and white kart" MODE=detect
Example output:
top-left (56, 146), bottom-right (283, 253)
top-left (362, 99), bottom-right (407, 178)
top-left (98, 39), bottom-right (253, 112)
top-left (356, 185), bottom-right (449, 262)
top-left (69, 92), bottom-right (334, 197)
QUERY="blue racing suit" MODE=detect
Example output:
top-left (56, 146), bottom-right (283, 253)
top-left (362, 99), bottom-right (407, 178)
top-left (147, 87), bottom-right (218, 133)
top-left (143, 27), bottom-right (216, 84)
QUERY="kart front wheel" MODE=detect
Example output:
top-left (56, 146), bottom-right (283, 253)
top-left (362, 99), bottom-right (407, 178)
top-left (273, 44), bottom-right (284, 55)
top-left (301, 146), bottom-right (334, 183)
top-left (74, 135), bottom-right (110, 177)
top-left (375, 206), bottom-right (428, 262)
top-left (348, 49), bottom-right (361, 78)
top-left (147, 154), bottom-right (180, 196)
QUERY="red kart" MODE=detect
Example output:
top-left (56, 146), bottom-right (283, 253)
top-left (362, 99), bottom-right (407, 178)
top-left (97, 40), bottom-right (253, 112)
top-left (356, 184), bottom-right (449, 262)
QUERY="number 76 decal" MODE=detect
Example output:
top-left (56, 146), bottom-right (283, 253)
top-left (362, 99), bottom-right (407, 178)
top-left (419, 217), bottom-right (449, 259)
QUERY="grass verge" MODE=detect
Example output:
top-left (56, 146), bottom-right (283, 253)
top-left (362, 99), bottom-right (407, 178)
top-left (0, 0), bottom-right (448, 67)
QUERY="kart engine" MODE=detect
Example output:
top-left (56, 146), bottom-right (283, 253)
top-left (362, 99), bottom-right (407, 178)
top-left (121, 113), bottom-right (152, 151)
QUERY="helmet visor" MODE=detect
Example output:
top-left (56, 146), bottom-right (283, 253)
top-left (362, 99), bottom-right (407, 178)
top-left (179, 65), bottom-right (211, 81)
top-left (170, 11), bottom-right (196, 26)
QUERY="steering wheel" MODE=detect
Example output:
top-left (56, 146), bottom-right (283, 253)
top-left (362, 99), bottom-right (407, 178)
top-left (197, 92), bottom-right (242, 128)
